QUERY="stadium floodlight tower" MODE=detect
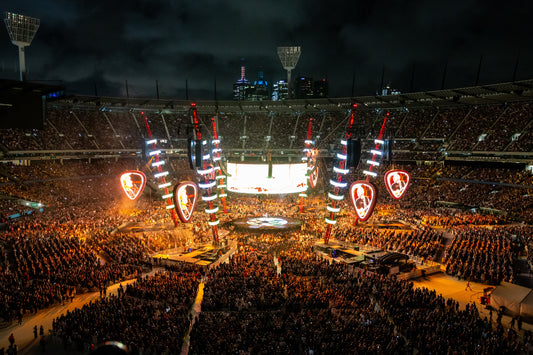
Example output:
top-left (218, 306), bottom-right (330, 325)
top-left (4, 12), bottom-right (40, 81)
top-left (277, 46), bottom-right (301, 99)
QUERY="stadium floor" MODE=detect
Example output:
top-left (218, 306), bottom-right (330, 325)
top-left (1, 270), bottom-right (531, 354)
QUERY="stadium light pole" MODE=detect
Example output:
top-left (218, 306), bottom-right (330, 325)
top-left (4, 12), bottom-right (40, 81)
top-left (277, 46), bottom-right (301, 99)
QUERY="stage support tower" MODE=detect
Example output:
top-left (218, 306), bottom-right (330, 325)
top-left (299, 117), bottom-right (315, 213)
top-left (362, 112), bottom-right (390, 182)
top-left (211, 115), bottom-right (228, 213)
top-left (141, 112), bottom-right (179, 226)
top-left (4, 12), bottom-right (40, 81)
top-left (191, 104), bottom-right (220, 243)
top-left (324, 104), bottom-right (357, 244)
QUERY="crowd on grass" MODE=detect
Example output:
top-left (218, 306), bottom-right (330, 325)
top-left (189, 241), bottom-right (530, 354)
top-left (52, 269), bottom-right (200, 354)
top-left (444, 226), bottom-right (517, 284)
top-left (0, 152), bottom-right (531, 352)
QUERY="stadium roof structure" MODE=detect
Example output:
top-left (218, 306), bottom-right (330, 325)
top-left (58, 79), bottom-right (533, 113)
top-left (0, 78), bottom-right (64, 95)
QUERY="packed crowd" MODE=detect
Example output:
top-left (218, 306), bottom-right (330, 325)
top-left (380, 163), bottom-right (533, 223)
top-left (1, 100), bottom-right (532, 155)
top-left (0, 154), bottom-right (529, 353)
top-left (335, 221), bottom-right (445, 261)
top-left (0, 93), bottom-right (531, 354)
top-left (52, 269), bottom-right (200, 353)
top-left (444, 227), bottom-right (516, 284)
top-left (0, 160), bottom-right (192, 323)
top-left (190, 241), bottom-right (528, 354)
top-left (0, 216), bottom-right (143, 322)
top-left (421, 212), bottom-right (503, 227)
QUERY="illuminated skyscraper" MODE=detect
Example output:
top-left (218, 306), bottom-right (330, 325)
top-left (233, 66), bottom-right (253, 101)
top-left (272, 80), bottom-right (288, 101)
top-left (314, 78), bottom-right (329, 98)
top-left (294, 76), bottom-right (313, 99)
top-left (250, 67), bottom-right (269, 101)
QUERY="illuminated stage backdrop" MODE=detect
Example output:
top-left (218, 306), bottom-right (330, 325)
top-left (120, 171), bottom-right (146, 201)
top-left (227, 162), bottom-right (308, 194)
top-left (384, 169), bottom-right (410, 199)
top-left (349, 181), bottom-right (377, 221)
top-left (173, 181), bottom-right (198, 223)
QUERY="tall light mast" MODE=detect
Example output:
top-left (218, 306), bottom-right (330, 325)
top-left (277, 46), bottom-right (301, 99)
top-left (4, 12), bottom-right (40, 81)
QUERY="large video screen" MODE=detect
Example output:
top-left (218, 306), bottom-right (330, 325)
top-left (227, 162), bottom-right (308, 194)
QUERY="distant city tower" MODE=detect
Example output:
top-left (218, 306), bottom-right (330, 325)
top-left (277, 46), bottom-right (301, 99)
top-left (233, 65), bottom-right (252, 100)
top-left (4, 12), bottom-right (40, 81)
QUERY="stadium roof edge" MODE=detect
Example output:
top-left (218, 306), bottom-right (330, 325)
top-left (54, 79), bottom-right (533, 112)
top-left (0, 78), bottom-right (65, 95)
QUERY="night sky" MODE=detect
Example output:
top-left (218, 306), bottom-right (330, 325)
top-left (1, 0), bottom-right (532, 99)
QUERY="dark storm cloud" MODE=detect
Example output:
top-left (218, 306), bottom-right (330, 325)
top-left (1, 0), bottom-right (532, 98)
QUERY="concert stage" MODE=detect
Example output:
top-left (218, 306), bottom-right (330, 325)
top-left (314, 239), bottom-right (441, 280)
top-left (232, 216), bottom-right (302, 231)
top-left (152, 241), bottom-right (237, 268)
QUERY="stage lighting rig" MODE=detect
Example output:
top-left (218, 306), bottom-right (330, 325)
top-left (4, 12), bottom-right (40, 81)
top-left (324, 104), bottom-right (358, 243)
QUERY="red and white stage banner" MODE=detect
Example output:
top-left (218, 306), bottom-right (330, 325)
top-left (120, 171), bottom-right (146, 201)
top-left (384, 169), bottom-right (410, 200)
top-left (349, 181), bottom-right (377, 221)
top-left (173, 181), bottom-right (198, 223)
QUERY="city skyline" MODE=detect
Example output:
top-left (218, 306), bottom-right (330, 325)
top-left (1, 0), bottom-right (532, 99)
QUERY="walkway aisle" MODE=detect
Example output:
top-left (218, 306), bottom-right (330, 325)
top-left (181, 279), bottom-right (205, 355)
top-left (0, 268), bottom-right (161, 354)
top-left (413, 273), bottom-right (533, 335)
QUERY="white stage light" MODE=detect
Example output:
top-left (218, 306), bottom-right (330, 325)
top-left (328, 193), bottom-right (344, 201)
top-left (333, 167), bottom-right (350, 174)
top-left (337, 153), bottom-right (347, 160)
top-left (199, 181), bottom-right (216, 189)
top-left (325, 218), bottom-right (337, 225)
top-left (202, 194), bottom-right (218, 201)
top-left (330, 180), bottom-right (347, 188)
